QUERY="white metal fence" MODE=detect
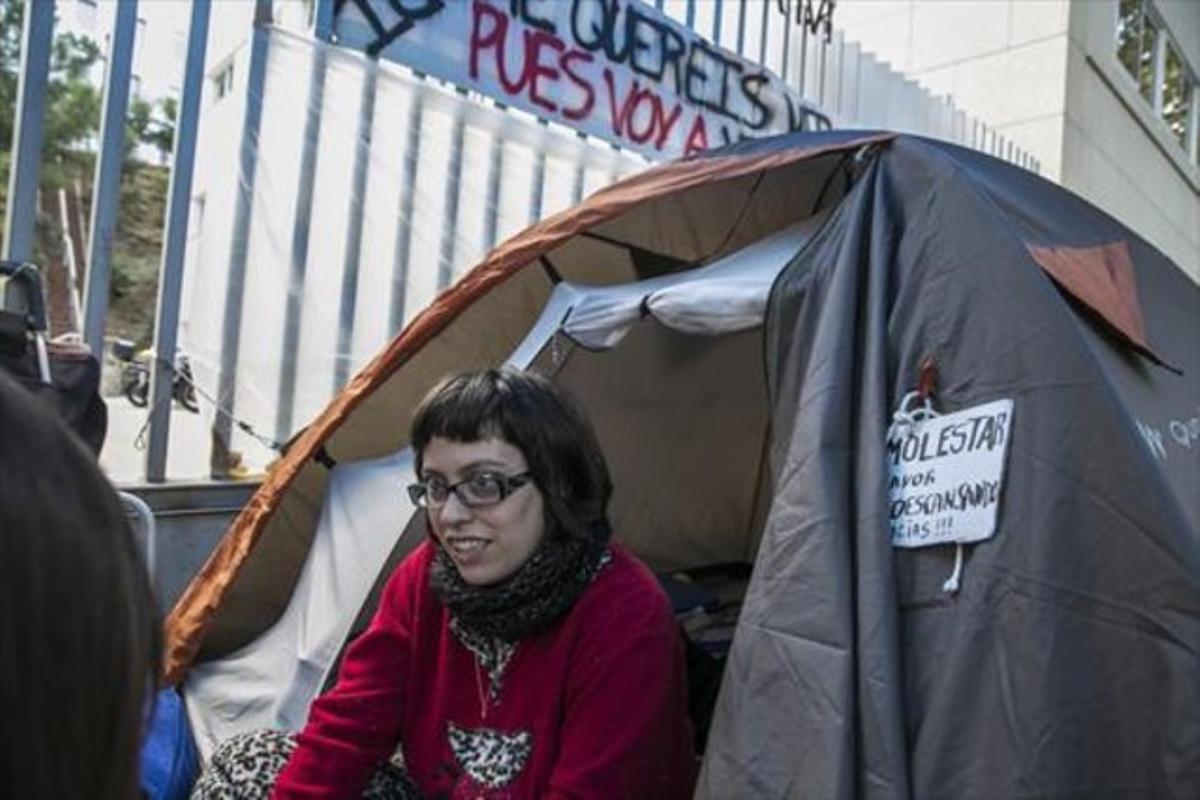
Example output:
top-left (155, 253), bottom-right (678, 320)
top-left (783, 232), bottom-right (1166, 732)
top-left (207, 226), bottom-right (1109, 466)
top-left (170, 0), bottom-right (1036, 480)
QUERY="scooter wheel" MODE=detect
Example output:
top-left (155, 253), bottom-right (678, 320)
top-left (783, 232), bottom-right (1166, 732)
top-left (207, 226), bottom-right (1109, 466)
top-left (179, 388), bottom-right (200, 413)
top-left (127, 382), bottom-right (149, 408)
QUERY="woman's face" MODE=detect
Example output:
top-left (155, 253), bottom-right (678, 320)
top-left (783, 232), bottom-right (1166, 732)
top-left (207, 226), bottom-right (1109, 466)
top-left (421, 435), bottom-right (546, 586)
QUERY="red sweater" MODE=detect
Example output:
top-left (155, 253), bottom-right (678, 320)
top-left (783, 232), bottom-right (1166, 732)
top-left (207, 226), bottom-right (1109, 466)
top-left (273, 542), bottom-right (696, 799)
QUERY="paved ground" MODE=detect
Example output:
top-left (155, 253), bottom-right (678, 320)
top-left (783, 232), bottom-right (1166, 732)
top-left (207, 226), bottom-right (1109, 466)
top-left (101, 394), bottom-right (213, 483)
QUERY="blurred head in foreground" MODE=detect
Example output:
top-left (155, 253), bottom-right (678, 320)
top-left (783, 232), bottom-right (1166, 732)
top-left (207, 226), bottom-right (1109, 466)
top-left (0, 373), bottom-right (160, 799)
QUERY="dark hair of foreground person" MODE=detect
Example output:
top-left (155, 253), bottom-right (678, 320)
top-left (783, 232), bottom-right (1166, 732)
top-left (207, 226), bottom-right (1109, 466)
top-left (0, 373), bottom-right (160, 799)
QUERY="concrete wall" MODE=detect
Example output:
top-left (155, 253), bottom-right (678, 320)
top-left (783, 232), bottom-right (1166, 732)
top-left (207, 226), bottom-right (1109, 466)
top-left (1063, 0), bottom-right (1199, 281)
top-left (835, 0), bottom-right (1199, 282)
top-left (835, 0), bottom-right (1071, 178)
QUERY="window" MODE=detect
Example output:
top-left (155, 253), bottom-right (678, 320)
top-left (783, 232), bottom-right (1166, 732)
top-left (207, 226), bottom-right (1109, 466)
top-left (1162, 42), bottom-right (1193, 148)
top-left (1136, 14), bottom-right (1156, 101)
top-left (1115, 0), bottom-right (1198, 164)
top-left (1115, 0), bottom-right (1141, 77)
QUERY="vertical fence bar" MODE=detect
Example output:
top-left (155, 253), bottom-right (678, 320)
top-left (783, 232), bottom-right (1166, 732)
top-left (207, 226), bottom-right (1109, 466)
top-left (781, 0), bottom-right (792, 85)
top-left (712, 0), bottom-right (723, 43)
top-left (437, 104), bottom-right (467, 290)
top-left (686, 0), bottom-right (696, 30)
top-left (482, 131), bottom-right (504, 252)
top-left (828, 30), bottom-right (843, 119)
top-left (844, 41), bottom-right (864, 122)
top-left (388, 90), bottom-right (424, 333)
top-left (529, 150), bottom-right (547, 224)
top-left (145, 0), bottom-right (211, 482)
top-left (735, 0), bottom-right (747, 55)
top-left (275, 0), bottom-right (334, 446)
top-left (212, 0), bottom-right (272, 478)
top-left (571, 153), bottom-right (586, 206)
top-left (797, 10), bottom-right (808, 96)
top-left (758, 0), bottom-right (769, 66)
top-left (332, 60), bottom-right (378, 391)
top-left (817, 26), bottom-right (828, 107)
top-left (82, 0), bottom-right (138, 357)
top-left (1, 0), bottom-right (54, 278)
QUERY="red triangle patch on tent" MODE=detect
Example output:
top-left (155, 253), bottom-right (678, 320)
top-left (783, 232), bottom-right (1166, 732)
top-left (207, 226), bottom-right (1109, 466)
top-left (1028, 240), bottom-right (1169, 367)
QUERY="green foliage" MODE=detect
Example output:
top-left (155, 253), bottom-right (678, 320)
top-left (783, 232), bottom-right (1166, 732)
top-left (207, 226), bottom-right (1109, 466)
top-left (109, 248), bottom-right (159, 345)
top-left (118, 163), bottom-right (168, 258)
top-left (145, 97), bottom-right (177, 162)
top-left (1, 0), bottom-right (102, 261)
top-left (127, 95), bottom-right (176, 164)
top-left (0, 0), bottom-right (174, 344)
top-left (127, 96), bottom-right (153, 151)
top-left (0, 1), bottom-right (103, 177)
top-left (0, 0), bottom-right (22, 152)
top-left (108, 163), bottom-right (168, 345)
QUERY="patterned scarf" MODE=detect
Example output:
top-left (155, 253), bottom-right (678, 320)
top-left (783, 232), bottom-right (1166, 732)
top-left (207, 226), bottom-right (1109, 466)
top-left (430, 532), bottom-right (610, 643)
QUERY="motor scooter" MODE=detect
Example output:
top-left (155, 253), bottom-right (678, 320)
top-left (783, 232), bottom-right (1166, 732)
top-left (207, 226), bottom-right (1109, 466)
top-left (115, 342), bottom-right (199, 413)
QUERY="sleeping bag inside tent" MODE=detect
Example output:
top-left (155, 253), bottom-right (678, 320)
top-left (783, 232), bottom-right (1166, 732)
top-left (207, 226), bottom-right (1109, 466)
top-left (164, 130), bottom-right (1200, 798)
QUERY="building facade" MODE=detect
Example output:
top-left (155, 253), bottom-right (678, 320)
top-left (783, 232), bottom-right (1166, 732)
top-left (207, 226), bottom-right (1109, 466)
top-left (837, 0), bottom-right (1199, 281)
top-left (51, 0), bottom-right (1192, 481)
top-left (179, 0), bottom-right (1049, 478)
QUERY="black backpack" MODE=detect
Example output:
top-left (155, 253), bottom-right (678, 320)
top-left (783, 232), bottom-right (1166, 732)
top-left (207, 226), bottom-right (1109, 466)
top-left (0, 261), bottom-right (107, 455)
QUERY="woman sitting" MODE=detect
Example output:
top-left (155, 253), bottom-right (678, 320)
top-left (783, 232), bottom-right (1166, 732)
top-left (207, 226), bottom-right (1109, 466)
top-left (203, 368), bottom-right (695, 798)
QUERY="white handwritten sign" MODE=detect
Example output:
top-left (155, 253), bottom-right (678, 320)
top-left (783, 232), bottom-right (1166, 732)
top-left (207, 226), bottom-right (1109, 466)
top-left (332, 0), bottom-right (830, 159)
top-left (887, 399), bottom-right (1014, 548)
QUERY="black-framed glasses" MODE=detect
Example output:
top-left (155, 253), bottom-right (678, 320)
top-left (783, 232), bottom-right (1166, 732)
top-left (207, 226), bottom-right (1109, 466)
top-left (406, 471), bottom-right (532, 509)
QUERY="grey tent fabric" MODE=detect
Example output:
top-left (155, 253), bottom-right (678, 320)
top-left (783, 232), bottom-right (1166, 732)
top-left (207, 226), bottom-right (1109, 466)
top-left (699, 138), bottom-right (1200, 798)
top-left (167, 128), bottom-right (1196, 798)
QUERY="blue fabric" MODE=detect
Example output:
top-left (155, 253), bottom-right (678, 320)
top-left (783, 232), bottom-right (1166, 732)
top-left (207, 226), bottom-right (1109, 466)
top-left (140, 688), bottom-right (199, 800)
top-left (657, 573), bottom-right (719, 613)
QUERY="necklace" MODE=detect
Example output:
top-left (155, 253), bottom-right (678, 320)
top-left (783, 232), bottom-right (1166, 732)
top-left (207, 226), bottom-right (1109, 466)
top-left (473, 657), bottom-right (489, 721)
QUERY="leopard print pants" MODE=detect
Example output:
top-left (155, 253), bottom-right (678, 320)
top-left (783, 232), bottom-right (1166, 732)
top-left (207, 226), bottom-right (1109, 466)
top-left (190, 729), bottom-right (421, 799)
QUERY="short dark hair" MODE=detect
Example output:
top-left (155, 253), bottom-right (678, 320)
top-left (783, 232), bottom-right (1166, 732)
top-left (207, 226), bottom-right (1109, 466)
top-left (411, 368), bottom-right (612, 544)
top-left (0, 373), bottom-right (160, 800)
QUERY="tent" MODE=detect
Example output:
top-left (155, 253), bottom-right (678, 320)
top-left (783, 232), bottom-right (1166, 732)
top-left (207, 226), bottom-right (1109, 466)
top-left (164, 130), bottom-right (1200, 797)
